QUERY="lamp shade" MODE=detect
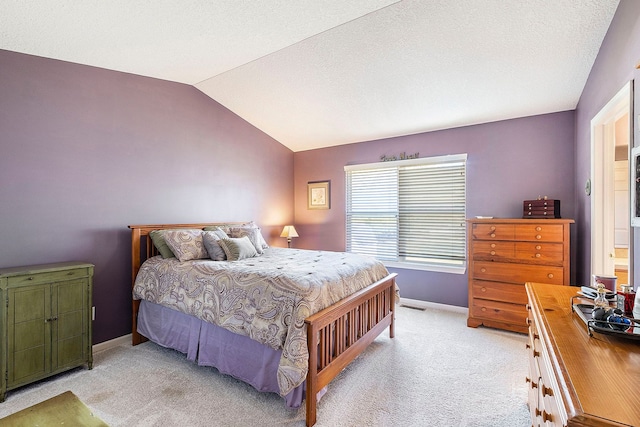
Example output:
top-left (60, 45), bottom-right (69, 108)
top-left (280, 225), bottom-right (299, 238)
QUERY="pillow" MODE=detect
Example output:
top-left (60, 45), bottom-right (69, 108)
top-left (163, 230), bottom-right (209, 262)
top-left (149, 229), bottom-right (176, 258)
top-left (229, 226), bottom-right (265, 254)
top-left (204, 222), bottom-right (269, 249)
top-left (204, 224), bottom-right (233, 234)
top-left (202, 228), bottom-right (229, 261)
top-left (218, 236), bottom-right (258, 261)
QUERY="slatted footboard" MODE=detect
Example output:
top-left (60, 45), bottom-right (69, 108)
top-left (304, 273), bottom-right (397, 427)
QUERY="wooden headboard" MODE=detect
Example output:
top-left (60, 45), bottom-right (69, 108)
top-left (128, 222), bottom-right (246, 344)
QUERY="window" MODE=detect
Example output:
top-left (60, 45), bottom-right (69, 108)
top-left (345, 153), bottom-right (467, 273)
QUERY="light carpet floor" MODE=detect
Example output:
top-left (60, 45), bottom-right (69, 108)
top-left (0, 306), bottom-right (530, 427)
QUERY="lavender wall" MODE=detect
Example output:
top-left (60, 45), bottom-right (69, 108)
top-left (293, 112), bottom-right (576, 307)
top-left (0, 49), bottom-right (294, 344)
top-left (574, 0), bottom-right (640, 288)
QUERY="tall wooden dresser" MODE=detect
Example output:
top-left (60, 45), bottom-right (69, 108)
top-left (467, 218), bottom-right (573, 334)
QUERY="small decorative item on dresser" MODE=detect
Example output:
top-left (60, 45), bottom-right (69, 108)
top-left (523, 196), bottom-right (560, 219)
top-left (617, 284), bottom-right (636, 315)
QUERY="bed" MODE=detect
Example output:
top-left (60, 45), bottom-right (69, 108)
top-left (129, 222), bottom-right (397, 426)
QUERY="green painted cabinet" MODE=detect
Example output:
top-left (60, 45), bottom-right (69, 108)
top-left (0, 262), bottom-right (93, 402)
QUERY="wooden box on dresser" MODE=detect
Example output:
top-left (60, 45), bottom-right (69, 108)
top-left (526, 282), bottom-right (639, 427)
top-left (0, 262), bottom-right (94, 402)
top-left (467, 218), bottom-right (573, 334)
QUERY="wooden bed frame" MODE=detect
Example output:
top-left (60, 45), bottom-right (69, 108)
top-left (129, 223), bottom-right (397, 427)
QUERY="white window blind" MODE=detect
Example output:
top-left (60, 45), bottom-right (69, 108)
top-left (345, 154), bottom-right (467, 271)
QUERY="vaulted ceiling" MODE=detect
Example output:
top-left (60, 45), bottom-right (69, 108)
top-left (0, 1), bottom-right (619, 152)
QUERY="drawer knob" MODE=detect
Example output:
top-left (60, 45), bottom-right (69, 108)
top-left (533, 333), bottom-right (539, 340)
top-left (490, 226), bottom-right (496, 231)
top-left (525, 343), bottom-right (531, 349)
top-left (481, 268), bottom-right (486, 273)
top-left (531, 380), bottom-right (538, 389)
top-left (481, 307), bottom-right (487, 312)
top-left (490, 251), bottom-right (496, 256)
top-left (480, 287), bottom-right (486, 292)
top-left (547, 273), bottom-right (554, 279)
top-left (490, 233), bottom-right (496, 238)
top-left (535, 235), bottom-right (541, 240)
top-left (536, 226), bottom-right (542, 231)
top-left (533, 350), bottom-right (540, 358)
top-left (525, 376), bottom-right (531, 383)
top-left (535, 253), bottom-right (541, 258)
top-left (536, 409), bottom-right (552, 422)
top-left (535, 245), bottom-right (541, 250)
top-left (542, 386), bottom-right (553, 397)
top-left (490, 243), bottom-right (496, 248)
top-left (28, 277), bottom-right (34, 280)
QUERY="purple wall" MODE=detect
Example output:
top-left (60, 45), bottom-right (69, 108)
top-left (0, 49), bottom-right (294, 344)
top-left (575, 0), bottom-right (640, 288)
top-left (293, 112), bottom-right (576, 306)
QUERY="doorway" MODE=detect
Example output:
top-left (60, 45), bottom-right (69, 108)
top-left (591, 81), bottom-right (632, 288)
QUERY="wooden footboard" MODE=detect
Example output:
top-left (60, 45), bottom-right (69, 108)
top-left (305, 272), bottom-right (397, 427)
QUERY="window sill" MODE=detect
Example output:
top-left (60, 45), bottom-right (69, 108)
top-left (383, 261), bottom-right (467, 274)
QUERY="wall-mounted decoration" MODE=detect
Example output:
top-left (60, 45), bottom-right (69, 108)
top-left (632, 146), bottom-right (640, 226)
top-left (380, 152), bottom-right (419, 162)
top-left (308, 180), bottom-right (330, 210)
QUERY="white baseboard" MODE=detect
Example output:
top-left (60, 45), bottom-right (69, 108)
top-left (399, 297), bottom-right (468, 315)
top-left (93, 334), bottom-right (132, 353)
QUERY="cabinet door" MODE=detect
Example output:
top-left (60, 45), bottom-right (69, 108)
top-left (7, 285), bottom-right (51, 387)
top-left (52, 278), bottom-right (88, 371)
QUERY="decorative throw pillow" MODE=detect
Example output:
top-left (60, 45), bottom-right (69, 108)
top-left (149, 229), bottom-right (178, 258)
top-left (204, 224), bottom-right (233, 234)
top-left (202, 228), bottom-right (229, 261)
top-left (163, 230), bottom-right (208, 262)
top-left (218, 236), bottom-right (258, 261)
top-left (241, 221), bottom-right (270, 249)
top-left (229, 226), bottom-right (265, 254)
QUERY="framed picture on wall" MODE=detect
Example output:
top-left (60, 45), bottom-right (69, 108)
top-left (632, 145), bottom-right (640, 226)
top-left (308, 180), bottom-right (330, 210)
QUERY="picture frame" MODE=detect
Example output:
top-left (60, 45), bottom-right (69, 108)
top-left (308, 180), bottom-right (331, 210)
top-left (631, 146), bottom-right (640, 226)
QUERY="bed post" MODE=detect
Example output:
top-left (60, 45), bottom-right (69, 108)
top-left (130, 226), bottom-right (146, 345)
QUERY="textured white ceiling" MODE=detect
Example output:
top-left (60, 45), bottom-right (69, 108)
top-left (0, 1), bottom-right (619, 152)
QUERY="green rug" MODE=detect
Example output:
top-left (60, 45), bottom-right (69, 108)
top-left (0, 391), bottom-right (108, 426)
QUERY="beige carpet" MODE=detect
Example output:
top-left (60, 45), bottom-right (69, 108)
top-left (0, 306), bottom-right (530, 426)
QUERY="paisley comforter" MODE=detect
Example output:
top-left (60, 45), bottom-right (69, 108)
top-left (132, 247), bottom-right (390, 396)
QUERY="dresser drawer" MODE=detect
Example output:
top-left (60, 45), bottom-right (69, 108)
top-left (471, 223), bottom-right (514, 240)
top-left (472, 261), bottom-right (564, 285)
top-left (470, 298), bottom-right (528, 326)
top-left (514, 242), bottom-right (563, 264)
top-left (470, 241), bottom-right (515, 260)
top-left (514, 224), bottom-right (564, 242)
top-left (471, 280), bottom-right (527, 305)
top-left (6, 268), bottom-right (90, 287)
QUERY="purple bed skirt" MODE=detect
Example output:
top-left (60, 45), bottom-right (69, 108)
top-left (137, 300), bottom-right (308, 408)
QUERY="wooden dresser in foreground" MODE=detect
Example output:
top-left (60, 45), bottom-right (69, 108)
top-left (526, 282), bottom-right (639, 427)
top-left (467, 218), bottom-right (573, 334)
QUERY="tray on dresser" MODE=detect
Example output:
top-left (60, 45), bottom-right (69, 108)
top-left (571, 301), bottom-right (640, 340)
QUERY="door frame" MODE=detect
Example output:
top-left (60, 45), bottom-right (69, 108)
top-left (590, 81), bottom-right (631, 279)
